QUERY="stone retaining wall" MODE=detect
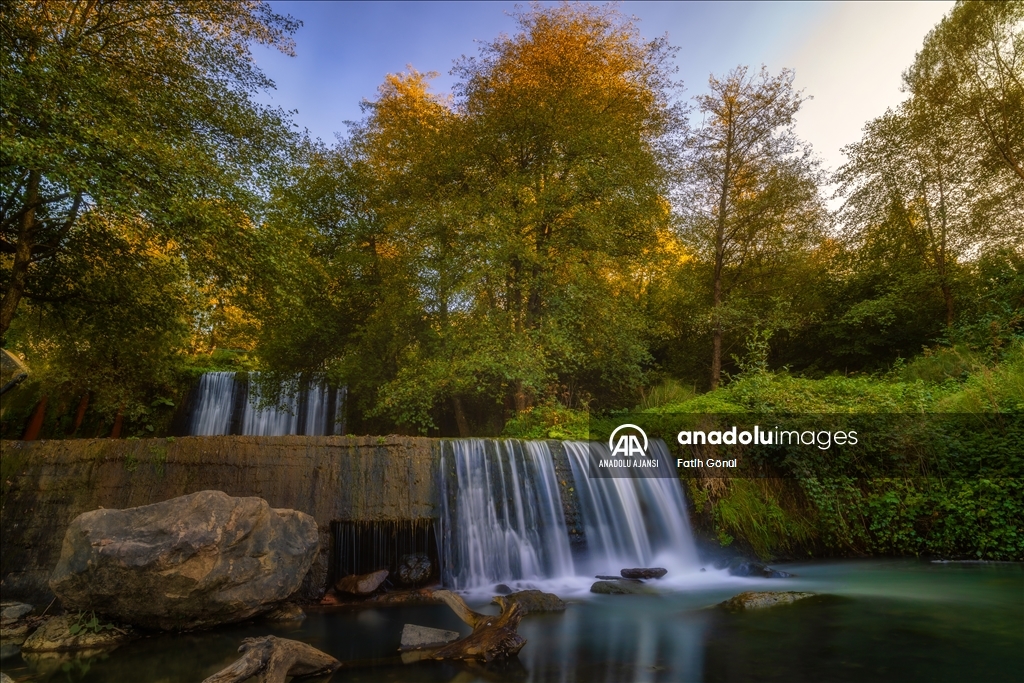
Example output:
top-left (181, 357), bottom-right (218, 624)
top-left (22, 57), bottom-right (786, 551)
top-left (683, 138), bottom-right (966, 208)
top-left (0, 435), bottom-right (438, 604)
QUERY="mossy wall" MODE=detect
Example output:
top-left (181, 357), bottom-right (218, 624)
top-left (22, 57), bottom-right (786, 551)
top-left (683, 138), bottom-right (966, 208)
top-left (0, 435), bottom-right (438, 604)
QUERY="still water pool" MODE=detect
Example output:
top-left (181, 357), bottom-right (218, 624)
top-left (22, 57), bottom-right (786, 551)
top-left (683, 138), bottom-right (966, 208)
top-left (2, 560), bottom-right (1021, 683)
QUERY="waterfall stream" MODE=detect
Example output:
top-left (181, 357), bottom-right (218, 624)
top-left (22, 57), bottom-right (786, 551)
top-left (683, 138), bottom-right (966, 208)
top-left (439, 438), bottom-right (699, 590)
top-left (187, 371), bottom-right (345, 436)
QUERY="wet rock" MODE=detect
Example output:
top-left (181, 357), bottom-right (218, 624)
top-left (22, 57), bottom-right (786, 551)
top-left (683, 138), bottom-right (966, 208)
top-left (400, 624), bottom-right (461, 649)
top-left (718, 591), bottom-right (815, 611)
top-left (263, 603), bottom-right (305, 622)
top-left (21, 615), bottom-right (130, 653)
top-left (0, 642), bottom-right (21, 660)
top-left (590, 580), bottom-right (656, 595)
top-left (1, 672), bottom-right (13, 683)
top-left (495, 590), bottom-right (566, 613)
top-left (595, 575), bottom-right (642, 582)
top-left (0, 602), bottom-right (33, 623)
top-left (0, 622), bottom-right (31, 644)
top-left (723, 557), bottom-right (793, 578)
top-left (397, 554), bottom-right (433, 586)
top-left (49, 490), bottom-right (320, 630)
top-left (621, 567), bottom-right (667, 579)
top-left (494, 584), bottom-right (512, 595)
top-left (335, 569), bottom-right (389, 596)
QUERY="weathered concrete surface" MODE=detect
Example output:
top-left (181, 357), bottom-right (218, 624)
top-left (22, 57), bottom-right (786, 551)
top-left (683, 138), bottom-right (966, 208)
top-left (0, 436), bottom-right (438, 604)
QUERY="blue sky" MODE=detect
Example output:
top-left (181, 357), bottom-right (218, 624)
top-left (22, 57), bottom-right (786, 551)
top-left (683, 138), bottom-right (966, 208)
top-left (254, 1), bottom-right (953, 173)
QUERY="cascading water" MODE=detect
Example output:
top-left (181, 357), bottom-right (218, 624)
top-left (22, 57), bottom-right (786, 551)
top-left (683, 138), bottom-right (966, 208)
top-left (439, 439), bottom-right (575, 589)
top-left (563, 440), bottom-right (699, 574)
top-left (187, 371), bottom-right (345, 436)
top-left (438, 438), bottom-right (699, 591)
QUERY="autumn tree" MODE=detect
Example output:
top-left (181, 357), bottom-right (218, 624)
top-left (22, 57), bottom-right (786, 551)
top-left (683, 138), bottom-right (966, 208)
top-left (678, 66), bottom-right (825, 389)
top-left (0, 0), bottom-right (299, 339)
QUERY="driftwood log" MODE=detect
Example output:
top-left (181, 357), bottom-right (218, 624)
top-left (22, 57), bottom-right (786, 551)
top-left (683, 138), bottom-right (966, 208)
top-left (421, 590), bottom-right (526, 662)
top-left (202, 635), bottom-right (340, 683)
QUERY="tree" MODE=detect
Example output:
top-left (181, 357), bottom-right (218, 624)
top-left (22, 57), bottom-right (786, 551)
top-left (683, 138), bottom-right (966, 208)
top-left (905, 0), bottom-right (1024, 184)
top-left (678, 66), bottom-right (825, 389)
top-left (0, 0), bottom-right (299, 339)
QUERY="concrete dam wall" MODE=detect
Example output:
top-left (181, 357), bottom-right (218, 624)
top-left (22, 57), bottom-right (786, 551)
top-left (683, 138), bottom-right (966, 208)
top-left (0, 435), bottom-right (438, 604)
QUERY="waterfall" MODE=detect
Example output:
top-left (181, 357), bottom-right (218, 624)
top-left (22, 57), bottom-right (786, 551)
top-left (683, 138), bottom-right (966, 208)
top-left (438, 438), bottom-right (698, 590)
top-left (187, 372), bottom-right (345, 436)
top-left (439, 439), bottom-right (575, 589)
top-left (563, 440), bottom-right (699, 574)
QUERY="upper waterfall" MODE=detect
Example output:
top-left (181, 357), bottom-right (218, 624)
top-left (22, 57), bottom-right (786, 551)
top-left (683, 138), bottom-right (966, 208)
top-left (187, 371), bottom-right (345, 436)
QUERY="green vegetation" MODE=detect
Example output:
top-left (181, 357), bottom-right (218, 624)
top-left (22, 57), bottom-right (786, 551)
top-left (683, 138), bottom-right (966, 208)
top-left (0, 0), bottom-right (1019, 562)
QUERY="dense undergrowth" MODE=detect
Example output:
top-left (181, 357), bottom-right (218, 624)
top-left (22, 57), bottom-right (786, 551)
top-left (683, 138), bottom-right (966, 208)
top-left (504, 342), bottom-right (1024, 561)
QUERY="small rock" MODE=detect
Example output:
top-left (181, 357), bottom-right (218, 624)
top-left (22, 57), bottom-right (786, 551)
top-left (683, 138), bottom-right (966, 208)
top-left (723, 557), bottom-right (794, 578)
top-left (264, 603), bottom-right (305, 621)
top-left (495, 590), bottom-right (566, 613)
top-left (494, 584), bottom-right (512, 595)
top-left (0, 602), bottom-right (33, 623)
top-left (718, 591), bottom-right (815, 611)
top-left (1, 672), bottom-right (13, 683)
top-left (397, 554), bottom-right (433, 586)
top-left (0, 643), bottom-right (21, 660)
top-left (590, 580), bottom-right (656, 595)
top-left (21, 615), bottom-right (130, 653)
top-left (0, 622), bottom-right (30, 644)
top-left (400, 623), bottom-right (461, 649)
top-left (335, 569), bottom-right (389, 596)
top-left (621, 567), bottom-right (667, 579)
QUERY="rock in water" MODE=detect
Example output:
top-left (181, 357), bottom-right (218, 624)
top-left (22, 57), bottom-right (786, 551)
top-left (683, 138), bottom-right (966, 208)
top-left (495, 590), bottom-right (566, 613)
top-left (263, 604), bottom-right (305, 622)
top-left (621, 568), bottom-right (668, 579)
top-left (334, 569), bottom-right (389, 595)
top-left (590, 580), bottom-right (656, 595)
top-left (0, 602), bottom-right (33, 623)
top-left (397, 554), bottom-right (433, 586)
top-left (21, 615), bottom-right (130, 652)
top-left (723, 557), bottom-right (794, 578)
top-left (718, 591), bottom-right (816, 611)
top-left (49, 490), bottom-right (319, 630)
top-left (400, 624), bottom-right (461, 649)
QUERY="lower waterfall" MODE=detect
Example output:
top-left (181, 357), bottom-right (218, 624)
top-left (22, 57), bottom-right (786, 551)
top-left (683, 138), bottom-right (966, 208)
top-left (439, 438), bottom-right (699, 590)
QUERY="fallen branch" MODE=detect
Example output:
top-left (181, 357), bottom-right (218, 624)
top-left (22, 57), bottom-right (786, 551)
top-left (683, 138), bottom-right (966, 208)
top-left (426, 590), bottom-right (526, 662)
top-left (202, 636), bottom-right (340, 683)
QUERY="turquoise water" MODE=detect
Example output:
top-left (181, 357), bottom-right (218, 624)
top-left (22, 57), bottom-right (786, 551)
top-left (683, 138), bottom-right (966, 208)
top-left (2, 560), bottom-right (1021, 682)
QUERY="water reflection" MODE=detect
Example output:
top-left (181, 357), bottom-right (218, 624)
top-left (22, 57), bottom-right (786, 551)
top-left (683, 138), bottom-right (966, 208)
top-left (2, 562), bottom-right (1021, 683)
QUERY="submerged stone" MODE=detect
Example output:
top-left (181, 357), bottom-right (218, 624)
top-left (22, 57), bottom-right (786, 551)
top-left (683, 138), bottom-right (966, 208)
top-left (264, 603), bottom-right (306, 621)
top-left (723, 557), bottom-right (794, 578)
top-left (718, 591), bottom-right (816, 611)
top-left (49, 490), bottom-right (319, 630)
top-left (590, 580), bottom-right (656, 595)
top-left (400, 623), bottom-right (461, 649)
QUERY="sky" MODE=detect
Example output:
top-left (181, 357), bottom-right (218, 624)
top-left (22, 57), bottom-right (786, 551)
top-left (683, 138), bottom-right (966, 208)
top-left (254, 1), bottom-right (954, 174)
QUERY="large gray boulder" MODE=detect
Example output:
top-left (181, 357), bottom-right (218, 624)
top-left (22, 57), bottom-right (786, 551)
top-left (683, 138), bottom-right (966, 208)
top-left (50, 491), bottom-right (319, 630)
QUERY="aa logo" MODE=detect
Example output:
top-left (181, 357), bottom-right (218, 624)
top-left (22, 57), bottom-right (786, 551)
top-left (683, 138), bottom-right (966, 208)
top-left (609, 424), bottom-right (648, 458)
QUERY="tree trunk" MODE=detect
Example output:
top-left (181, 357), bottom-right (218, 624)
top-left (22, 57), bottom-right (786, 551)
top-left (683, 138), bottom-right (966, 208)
top-left (941, 282), bottom-right (954, 327)
top-left (202, 636), bottom-right (340, 683)
top-left (0, 170), bottom-right (40, 339)
top-left (69, 393), bottom-right (90, 435)
top-left (22, 395), bottom-right (47, 441)
top-left (452, 396), bottom-right (471, 437)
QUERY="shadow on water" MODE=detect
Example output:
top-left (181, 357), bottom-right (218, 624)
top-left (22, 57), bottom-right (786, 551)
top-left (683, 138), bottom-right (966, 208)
top-left (1, 561), bottom-right (1022, 682)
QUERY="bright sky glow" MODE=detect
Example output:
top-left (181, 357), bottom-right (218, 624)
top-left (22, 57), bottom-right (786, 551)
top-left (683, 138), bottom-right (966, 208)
top-left (255, 1), bottom-right (954, 173)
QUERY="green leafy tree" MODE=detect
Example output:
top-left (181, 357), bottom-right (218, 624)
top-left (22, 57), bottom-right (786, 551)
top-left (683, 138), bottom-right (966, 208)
top-left (677, 66), bottom-right (826, 389)
top-left (0, 0), bottom-right (299, 339)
